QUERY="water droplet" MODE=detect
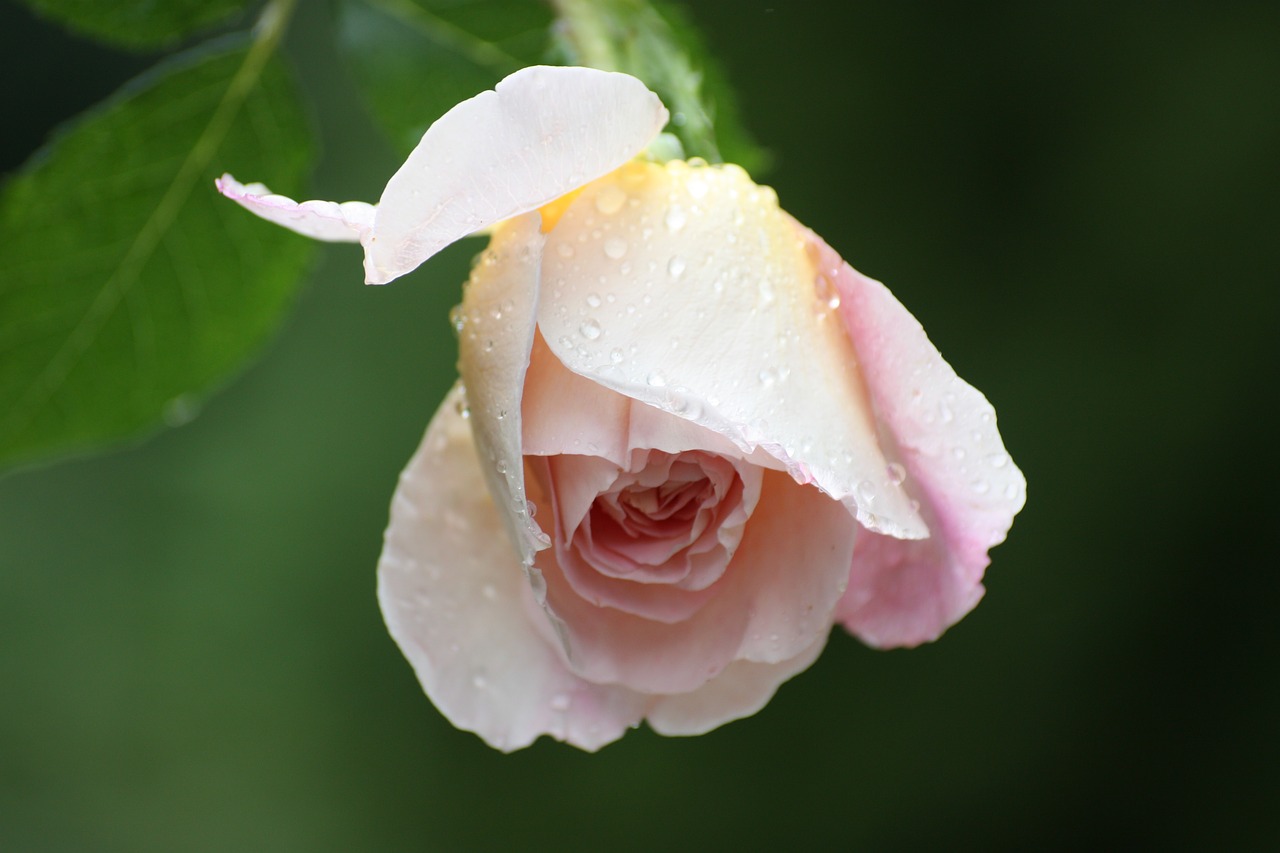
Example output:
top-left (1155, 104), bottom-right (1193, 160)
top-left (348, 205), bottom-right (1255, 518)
top-left (759, 277), bottom-right (775, 304)
top-left (938, 401), bottom-right (955, 423)
top-left (886, 462), bottom-right (907, 485)
top-left (664, 206), bottom-right (687, 232)
top-left (857, 480), bottom-right (877, 503)
top-left (555, 242), bottom-right (575, 259)
top-left (667, 256), bottom-right (686, 278)
top-left (454, 397), bottom-right (470, 419)
top-left (481, 582), bottom-right (497, 600)
top-left (594, 184), bottom-right (627, 215)
top-left (814, 273), bottom-right (841, 310)
top-left (686, 175), bottom-right (709, 200)
top-left (951, 447), bottom-right (967, 461)
top-left (985, 452), bottom-right (1010, 469)
top-left (646, 370), bottom-right (668, 388)
top-left (526, 500), bottom-right (538, 518)
top-left (758, 368), bottom-right (777, 387)
top-left (449, 305), bottom-right (465, 335)
top-left (609, 347), bottom-right (624, 364)
top-left (495, 458), bottom-right (507, 475)
top-left (604, 237), bottom-right (628, 259)
top-left (971, 478), bottom-right (991, 495)
top-left (549, 693), bottom-right (571, 712)
top-left (585, 292), bottom-right (602, 308)
top-left (579, 319), bottom-right (602, 340)
top-left (472, 673), bottom-right (488, 689)
top-left (496, 409), bottom-right (506, 420)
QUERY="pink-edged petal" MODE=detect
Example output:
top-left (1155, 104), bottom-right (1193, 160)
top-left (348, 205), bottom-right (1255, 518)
top-left (455, 213), bottom-right (550, 575)
top-left (363, 66), bottom-right (668, 284)
top-left (793, 225), bottom-right (1027, 647)
top-left (534, 469), bottom-right (854, 694)
top-left (537, 160), bottom-right (926, 540)
top-left (378, 383), bottom-right (649, 752)
top-left (647, 635), bottom-right (827, 736)
top-left (215, 174), bottom-right (374, 243)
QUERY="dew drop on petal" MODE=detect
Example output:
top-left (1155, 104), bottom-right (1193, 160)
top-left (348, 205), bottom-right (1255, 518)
top-left (556, 242), bottom-right (574, 259)
top-left (609, 347), bottom-right (624, 364)
top-left (579, 319), bottom-right (602, 340)
top-left (604, 237), bottom-right (628, 259)
top-left (646, 370), bottom-right (668, 388)
top-left (594, 184), bottom-right (627, 215)
top-left (887, 462), bottom-right (907, 485)
top-left (667, 256), bottom-right (686, 278)
top-left (481, 583), bottom-right (497, 600)
top-left (585, 292), bottom-right (602, 308)
top-left (664, 206), bottom-right (687, 232)
top-left (549, 693), bottom-right (571, 712)
top-left (758, 368), bottom-right (777, 387)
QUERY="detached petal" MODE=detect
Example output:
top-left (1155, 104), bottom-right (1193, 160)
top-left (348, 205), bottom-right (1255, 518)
top-left (365, 66), bottom-right (668, 284)
top-left (794, 225), bottom-right (1027, 647)
top-left (538, 161), bottom-right (927, 540)
top-left (378, 383), bottom-right (648, 752)
top-left (215, 174), bottom-right (374, 242)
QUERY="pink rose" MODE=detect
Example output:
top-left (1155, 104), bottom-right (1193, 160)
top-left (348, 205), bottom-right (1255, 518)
top-left (219, 66), bottom-right (1025, 751)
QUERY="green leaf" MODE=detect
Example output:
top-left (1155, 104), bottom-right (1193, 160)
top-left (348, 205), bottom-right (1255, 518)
top-left (17, 0), bottom-right (254, 50)
top-left (0, 38), bottom-right (316, 472)
top-left (551, 0), bottom-right (769, 174)
top-left (336, 0), bottom-right (554, 156)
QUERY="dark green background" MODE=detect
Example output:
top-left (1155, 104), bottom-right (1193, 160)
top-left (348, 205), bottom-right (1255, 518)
top-left (2, 1), bottom-right (1276, 849)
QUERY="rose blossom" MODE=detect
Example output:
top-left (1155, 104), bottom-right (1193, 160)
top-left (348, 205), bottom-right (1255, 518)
top-left (218, 66), bottom-right (1025, 751)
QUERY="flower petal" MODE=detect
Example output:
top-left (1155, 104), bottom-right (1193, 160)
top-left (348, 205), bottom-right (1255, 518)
top-left (456, 213), bottom-right (550, 574)
top-left (215, 174), bottom-right (374, 242)
top-left (378, 383), bottom-right (648, 751)
top-left (522, 333), bottom-right (779, 468)
top-left (364, 66), bottom-right (668, 284)
top-left (537, 160), bottom-right (927, 540)
top-left (793, 225), bottom-right (1027, 647)
top-left (647, 635), bottom-right (826, 736)
top-left (534, 469), bottom-right (854, 693)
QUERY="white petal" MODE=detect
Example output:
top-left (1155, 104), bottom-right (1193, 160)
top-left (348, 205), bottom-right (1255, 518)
top-left (537, 160), bottom-right (928, 539)
top-left (215, 174), bottom-right (374, 243)
top-left (456, 213), bottom-right (550, 573)
top-left (647, 635), bottom-right (827, 736)
top-left (363, 66), bottom-right (668, 284)
top-left (378, 383), bottom-right (648, 752)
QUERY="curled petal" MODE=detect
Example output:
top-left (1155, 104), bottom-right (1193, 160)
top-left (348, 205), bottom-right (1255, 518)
top-left (538, 161), bottom-right (926, 539)
top-left (647, 635), bottom-right (827, 736)
top-left (535, 469), bottom-right (855, 694)
top-left (378, 384), bottom-right (648, 751)
top-left (793, 225), bottom-right (1027, 647)
top-left (214, 174), bottom-right (374, 243)
top-left (365, 66), bottom-right (668, 284)
top-left (456, 213), bottom-right (550, 574)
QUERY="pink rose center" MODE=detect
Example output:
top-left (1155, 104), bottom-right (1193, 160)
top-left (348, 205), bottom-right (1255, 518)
top-left (543, 449), bottom-right (762, 624)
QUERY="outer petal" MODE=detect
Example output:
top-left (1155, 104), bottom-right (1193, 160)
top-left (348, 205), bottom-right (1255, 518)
top-left (538, 160), bottom-right (926, 540)
top-left (794, 225), bottom-right (1027, 647)
top-left (456, 213), bottom-right (549, 576)
top-left (647, 635), bottom-right (826, 736)
top-left (215, 174), bottom-right (374, 242)
top-left (364, 66), bottom-right (668, 284)
top-left (378, 383), bottom-right (649, 751)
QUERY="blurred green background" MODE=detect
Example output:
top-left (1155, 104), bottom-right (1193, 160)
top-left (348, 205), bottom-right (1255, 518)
top-left (2, 0), bottom-right (1277, 849)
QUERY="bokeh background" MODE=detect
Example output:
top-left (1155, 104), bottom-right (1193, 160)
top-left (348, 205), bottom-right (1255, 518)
top-left (2, 0), bottom-right (1277, 849)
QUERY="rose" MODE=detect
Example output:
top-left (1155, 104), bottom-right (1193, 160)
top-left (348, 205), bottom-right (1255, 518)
top-left (219, 66), bottom-right (1025, 751)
